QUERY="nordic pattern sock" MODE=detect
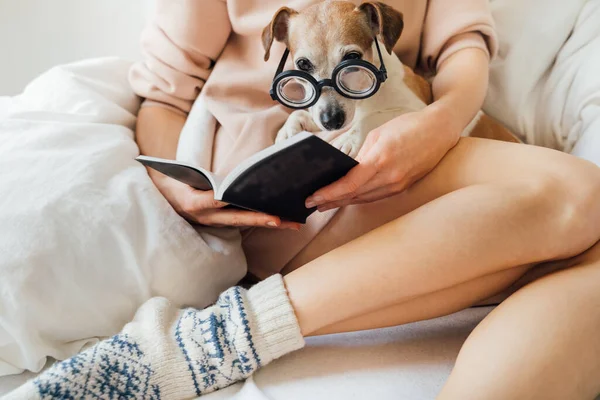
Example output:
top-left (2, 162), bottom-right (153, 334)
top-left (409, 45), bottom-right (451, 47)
top-left (5, 274), bottom-right (304, 400)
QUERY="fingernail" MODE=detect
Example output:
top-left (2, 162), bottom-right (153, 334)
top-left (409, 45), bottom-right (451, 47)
top-left (305, 196), bottom-right (323, 208)
top-left (267, 221), bottom-right (278, 227)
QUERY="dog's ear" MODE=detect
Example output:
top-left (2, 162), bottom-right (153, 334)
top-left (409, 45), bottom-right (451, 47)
top-left (262, 7), bottom-right (298, 62)
top-left (357, 2), bottom-right (404, 54)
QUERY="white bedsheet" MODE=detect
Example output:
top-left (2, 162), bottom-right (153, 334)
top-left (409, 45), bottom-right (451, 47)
top-left (0, 58), bottom-right (246, 377)
top-left (0, 97), bottom-right (10, 119)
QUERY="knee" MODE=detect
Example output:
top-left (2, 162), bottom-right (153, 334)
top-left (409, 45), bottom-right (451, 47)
top-left (530, 157), bottom-right (600, 259)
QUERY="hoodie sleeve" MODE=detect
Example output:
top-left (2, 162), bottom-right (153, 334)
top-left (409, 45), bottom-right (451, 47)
top-left (419, 0), bottom-right (498, 74)
top-left (128, 0), bottom-right (231, 114)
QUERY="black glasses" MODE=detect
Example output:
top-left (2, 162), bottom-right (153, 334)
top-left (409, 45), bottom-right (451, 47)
top-left (270, 38), bottom-right (388, 109)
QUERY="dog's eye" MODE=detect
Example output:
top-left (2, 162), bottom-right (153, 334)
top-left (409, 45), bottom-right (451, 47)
top-left (296, 58), bottom-right (313, 72)
top-left (343, 52), bottom-right (362, 61)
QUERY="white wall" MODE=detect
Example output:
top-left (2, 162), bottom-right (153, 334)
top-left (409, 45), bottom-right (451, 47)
top-left (0, 0), bottom-right (153, 95)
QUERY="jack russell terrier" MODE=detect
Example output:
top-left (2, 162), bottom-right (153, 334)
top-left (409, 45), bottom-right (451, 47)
top-left (262, 0), bottom-right (519, 157)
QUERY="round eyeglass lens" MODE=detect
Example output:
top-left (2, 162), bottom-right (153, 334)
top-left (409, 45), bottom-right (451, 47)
top-left (336, 65), bottom-right (377, 97)
top-left (276, 76), bottom-right (316, 107)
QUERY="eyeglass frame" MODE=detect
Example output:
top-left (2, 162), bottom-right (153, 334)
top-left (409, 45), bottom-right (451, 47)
top-left (269, 37), bottom-right (388, 109)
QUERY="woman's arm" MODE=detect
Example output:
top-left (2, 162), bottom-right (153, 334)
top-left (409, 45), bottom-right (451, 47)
top-left (306, 46), bottom-right (491, 210)
top-left (129, 0), bottom-right (232, 114)
top-left (136, 107), bottom-right (185, 165)
top-left (427, 47), bottom-right (490, 144)
top-left (131, 0), bottom-right (299, 229)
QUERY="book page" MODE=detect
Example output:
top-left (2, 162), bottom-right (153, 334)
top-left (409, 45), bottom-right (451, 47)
top-left (135, 156), bottom-right (221, 192)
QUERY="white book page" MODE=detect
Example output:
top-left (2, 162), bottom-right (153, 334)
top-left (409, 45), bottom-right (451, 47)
top-left (215, 131), bottom-right (313, 199)
top-left (136, 155), bottom-right (223, 192)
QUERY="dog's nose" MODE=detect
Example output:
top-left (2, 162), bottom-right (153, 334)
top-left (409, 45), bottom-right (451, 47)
top-left (320, 108), bottom-right (346, 131)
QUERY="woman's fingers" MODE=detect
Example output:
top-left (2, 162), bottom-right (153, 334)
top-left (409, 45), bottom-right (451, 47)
top-left (198, 209), bottom-right (279, 227)
top-left (316, 182), bottom-right (406, 212)
top-left (279, 221), bottom-right (303, 230)
top-left (181, 189), bottom-right (300, 229)
top-left (317, 198), bottom-right (355, 212)
top-left (153, 175), bottom-right (300, 229)
top-left (352, 183), bottom-right (405, 204)
top-left (156, 175), bottom-right (227, 211)
top-left (198, 209), bottom-right (300, 230)
top-left (306, 163), bottom-right (378, 207)
top-left (350, 172), bottom-right (392, 197)
top-left (180, 189), bottom-right (229, 213)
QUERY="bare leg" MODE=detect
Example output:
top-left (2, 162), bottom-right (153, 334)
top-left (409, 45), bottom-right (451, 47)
top-left (438, 241), bottom-right (600, 400)
top-left (315, 256), bottom-right (573, 335)
top-left (282, 139), bottom-right (600, 335)
top-left (313, 265), bottom-right (531, 335)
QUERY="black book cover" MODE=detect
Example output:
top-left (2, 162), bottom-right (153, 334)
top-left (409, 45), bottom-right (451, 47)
top-left (221, 135), bottom-right (357, 223)
top-left (137, 134), bottom-right (358, 223)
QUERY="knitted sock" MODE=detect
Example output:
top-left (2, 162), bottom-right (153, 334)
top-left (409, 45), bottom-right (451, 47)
top-left (6, 274), bottom-right (304, 400)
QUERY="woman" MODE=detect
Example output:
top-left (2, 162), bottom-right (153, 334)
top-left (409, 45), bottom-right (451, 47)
top-left (8, 0), bottom-right (600, 399)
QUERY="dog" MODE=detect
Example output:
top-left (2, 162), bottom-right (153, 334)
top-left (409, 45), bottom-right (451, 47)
top-left (262, 1), bottom-right (519, 158)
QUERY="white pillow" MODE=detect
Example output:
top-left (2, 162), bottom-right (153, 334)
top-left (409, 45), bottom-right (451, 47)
top-left (0, 58), bottom-right (246, 376)
top-left (485, 0), bottom-right (587, 148)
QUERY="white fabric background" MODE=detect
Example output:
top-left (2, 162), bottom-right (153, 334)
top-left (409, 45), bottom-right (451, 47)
top-left (485, 0), bottom-right (600, 166)
top-left (0, 0), bottom-right (154, 95)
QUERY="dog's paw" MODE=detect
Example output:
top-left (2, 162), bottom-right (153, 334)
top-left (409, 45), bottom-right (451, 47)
top-left (331, 131), bottom-right (367, 158)
top-left (276, 110), bottom-right (320, 143)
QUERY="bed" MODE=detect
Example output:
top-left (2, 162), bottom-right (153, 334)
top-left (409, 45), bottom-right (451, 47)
top-left (1, 0), bottom-right (599, 398)
top-left (0, 308), bottom-right (495, 399)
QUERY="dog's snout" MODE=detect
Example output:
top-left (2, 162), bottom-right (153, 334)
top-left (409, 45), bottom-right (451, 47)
top-left (320, 107), bottom-right (346, 131)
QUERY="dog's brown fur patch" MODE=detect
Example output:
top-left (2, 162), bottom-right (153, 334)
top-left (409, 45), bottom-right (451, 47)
top-left (262, 7), bottom-right (298, 61)
top-left (402, 65), bottom-right (432, 104)
top-left (263, 1), bottom-right (404, 77)
top-left (357, 2), bottom-right (404, 53)
top-left (469, 115), bottom-right (522, 143)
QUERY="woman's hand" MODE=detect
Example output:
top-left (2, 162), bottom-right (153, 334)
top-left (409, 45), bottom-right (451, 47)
top-left (135, 108), bottom-right (300, 230)
top-left (151, 172), bottom-right (301, 230)
top-left (306, 106), bottom-right (460, 211)
top-left (305, 48), bottom-right (491, 211)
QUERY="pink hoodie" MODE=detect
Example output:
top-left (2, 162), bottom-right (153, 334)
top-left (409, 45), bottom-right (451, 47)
top-left (129, 0), bottom-right (497, 279)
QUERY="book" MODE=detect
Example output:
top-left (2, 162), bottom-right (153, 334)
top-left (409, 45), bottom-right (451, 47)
top-left (136, 132), bottom-right (358, 223)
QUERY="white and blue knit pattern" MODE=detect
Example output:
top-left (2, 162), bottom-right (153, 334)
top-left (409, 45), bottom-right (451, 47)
top-left (175, 287), bottom-right (262, 396)
top-left (29, 287), bottom-right (260, 399)
top-left (7, 275), bottom-right (303, 400)
top-left (33, 334), bottom-right (160, 399)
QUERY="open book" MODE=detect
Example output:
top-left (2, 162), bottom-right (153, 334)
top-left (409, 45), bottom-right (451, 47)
top-left (136, 132), bottom-right (358, 223)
